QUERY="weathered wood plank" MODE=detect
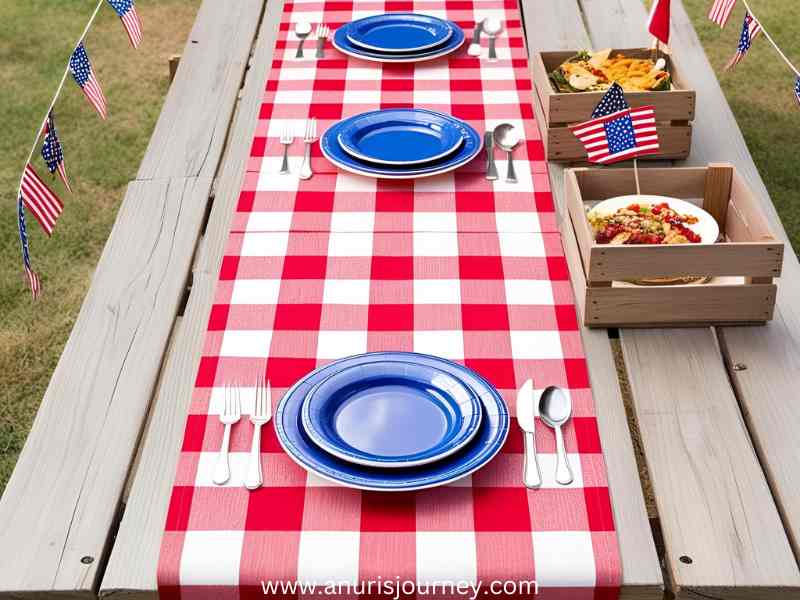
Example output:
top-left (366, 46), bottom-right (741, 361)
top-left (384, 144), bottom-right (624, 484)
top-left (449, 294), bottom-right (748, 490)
top-left (578, 0), bottom-right (800, 596)
top-left (0, 1), bottom-right (264, 597)
top-left (0, 177), bottom-right (211, 598)
top-left (522, 4), bottom-right (663, 598)
top-left (667, 0), bottom-right (800, 561)
top-left (620, 329), bottom-right (800, 599)
top-left (137, 0), bottom-right (264, 180)
top-left (99, 1), bottom-right (284, 597)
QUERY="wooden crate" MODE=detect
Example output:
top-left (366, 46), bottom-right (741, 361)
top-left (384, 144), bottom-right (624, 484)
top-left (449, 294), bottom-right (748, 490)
top-left (565, 163), bottom-right (784, 327)
top-left (532, 47), bottom-right (695, 162)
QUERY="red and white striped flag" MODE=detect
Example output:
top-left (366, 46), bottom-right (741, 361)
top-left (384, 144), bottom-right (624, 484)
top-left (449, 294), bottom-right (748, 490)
top-left (570, 83), bottom-right (660, 164)
top-left (708, 0), bottom-right (737, 27)
top-left (107, 0), bottom-right (143, 49)
top-left (69, 43), bottom-right (108, 120)
top-left (725, 12), bottom-right (762, 70)
top-left (17, 196), bottom-right (42, 299)
top-left (19, 163), bottom-right (63, 237)
top-left (571, 106), bottom-right (660, 163)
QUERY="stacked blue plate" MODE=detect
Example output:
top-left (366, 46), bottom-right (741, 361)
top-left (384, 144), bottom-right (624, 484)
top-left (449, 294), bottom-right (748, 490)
top-left (333, 13), bottom-right (465, 63)
top-left (275, 352), bottom-right (509, 491)
top-left (321, 108), bottom-right (483, 178)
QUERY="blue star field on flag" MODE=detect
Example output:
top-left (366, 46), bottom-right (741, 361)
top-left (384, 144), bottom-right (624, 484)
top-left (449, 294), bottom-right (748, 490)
top-left (17, 196), bottom-right (41, 298)
top-left (591, 82), bottom-right (630, 117)
top-left (106, 0), bottom-right (143, 48)
top-left (69, 43), bottom-right (108, 119)
top-left (570, 82), bottom-right (660, 164)
top-left (795, 75), bottom-right (800, 106)
top-left (726, 12), bottom-right (761, 69)
top-left (41, 112), bottom-right (71, 192)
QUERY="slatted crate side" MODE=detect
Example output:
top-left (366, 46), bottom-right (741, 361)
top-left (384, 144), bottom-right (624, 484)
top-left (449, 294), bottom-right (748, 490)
top-left (586, 242), bottom-right (784, 282)
top-left (585, 283), bottom-right (777, 326)
top-left (564, 164), bottom-right (784, 327)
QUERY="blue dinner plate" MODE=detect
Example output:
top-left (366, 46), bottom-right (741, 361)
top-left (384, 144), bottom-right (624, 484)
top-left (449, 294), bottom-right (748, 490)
top-left (301, 360), bottom-right (483, 468)
top-left (275, 352), bottom-right (509, 491)
top-left (321, 113), bottom-right (482, 179)
top-left (333, 19), bottom-right (464, 63)
top-left (338, 109), bottom-right (465, 166)
top-left (346, 13), bottom-right (453, 54)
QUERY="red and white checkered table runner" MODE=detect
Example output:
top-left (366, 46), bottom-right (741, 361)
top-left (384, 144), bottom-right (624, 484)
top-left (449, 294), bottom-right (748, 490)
top-left (158, 1), bottom-right (621, 598)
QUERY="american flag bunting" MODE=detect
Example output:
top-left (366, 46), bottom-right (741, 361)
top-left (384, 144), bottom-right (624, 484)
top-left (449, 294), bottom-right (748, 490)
top-left (69, 43), bottom-right (108, 119)
top-left (41, 111), bottom-right (72, 193)
top-left (794, 75), bottom-right (800, 106)
top-left (725, 12), bottom-right (762, 70)
top-left (570, 83), bottom-right (660, 164)
top-left (20, 163), bottom-right (63, 237)
top-left (17, 196), bottom-right (42, 299)
top-left (106, 0), bottom-right (142, 49)
top-left (708, 0), bottom-right (736, 28)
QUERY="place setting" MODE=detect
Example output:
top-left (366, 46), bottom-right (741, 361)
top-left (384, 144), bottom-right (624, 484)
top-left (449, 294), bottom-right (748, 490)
top-left (275, 12), bottom-right (525, 182)
top-left (211, 353), bottom-right (579, 492)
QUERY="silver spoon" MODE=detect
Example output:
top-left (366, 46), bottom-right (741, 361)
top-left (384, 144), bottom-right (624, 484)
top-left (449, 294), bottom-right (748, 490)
top-left (493, 123), bottom-right (520, 184)
top-left (483, 18), bottom-right (502, 62)
top-left (294, 21), bottom-right (312, 59)
top-left (539, 386), bottom-right (573, 485)
top-left (467, 19), bottom-right (484, 57)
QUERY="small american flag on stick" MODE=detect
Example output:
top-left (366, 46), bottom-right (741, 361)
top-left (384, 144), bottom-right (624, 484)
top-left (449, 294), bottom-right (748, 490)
top-left (726, 12), bottom-right (762, 70)
top-left (708, 0), bottom-right (736, 28)
top-left (107, 0), bottom-right (142, 49)
top-left (41, 111), bottom-right (72, 193)
top-left (18, 196), bottom-right (42, 299)
top-left (569, 83), bottom-right (660, 164)
top-left (20, 163), bottom-right (63, 237)
top-left (69, 43), bottom-right (108, 119)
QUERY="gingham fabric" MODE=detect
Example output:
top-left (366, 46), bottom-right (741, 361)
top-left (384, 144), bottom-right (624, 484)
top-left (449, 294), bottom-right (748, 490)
top-left (158, 1), bottom-right (621, 598)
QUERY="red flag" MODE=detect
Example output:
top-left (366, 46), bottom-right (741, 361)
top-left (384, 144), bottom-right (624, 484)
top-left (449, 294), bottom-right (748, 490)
top-left (648, 0), bottom-right (671, 45)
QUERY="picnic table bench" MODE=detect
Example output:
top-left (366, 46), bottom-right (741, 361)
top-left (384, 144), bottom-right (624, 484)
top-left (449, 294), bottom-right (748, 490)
top-left (1, 1), bottom-right (799, 599)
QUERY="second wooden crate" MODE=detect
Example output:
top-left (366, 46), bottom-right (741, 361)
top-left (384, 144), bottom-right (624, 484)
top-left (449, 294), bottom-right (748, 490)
top-left (564, 163), bottom-right (784, 327)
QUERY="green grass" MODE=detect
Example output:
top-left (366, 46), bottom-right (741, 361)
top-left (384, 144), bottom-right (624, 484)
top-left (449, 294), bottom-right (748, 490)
top-left (682, 0), bottom-right (800, 249)
top-left (0, 0), bottom-right (200, 492)
top-left (0, 0), bottom-right (798, 495)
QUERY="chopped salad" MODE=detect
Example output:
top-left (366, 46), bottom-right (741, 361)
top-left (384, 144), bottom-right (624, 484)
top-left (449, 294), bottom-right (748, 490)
top-left (589, 202), bottom-right (702, 245)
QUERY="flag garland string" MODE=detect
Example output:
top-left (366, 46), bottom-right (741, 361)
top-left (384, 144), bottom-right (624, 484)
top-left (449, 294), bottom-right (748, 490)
top-left (17, 0), bottom-right (104, 198)
top-left (14, 0), bottom-right (142, 299)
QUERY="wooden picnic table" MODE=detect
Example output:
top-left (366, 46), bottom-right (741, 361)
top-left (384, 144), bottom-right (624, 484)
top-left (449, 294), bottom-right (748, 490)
top-left (1, 1), bottom-right (799, 599)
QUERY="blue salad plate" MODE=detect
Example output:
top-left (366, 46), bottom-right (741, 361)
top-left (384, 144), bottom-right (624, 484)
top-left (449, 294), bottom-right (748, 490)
top-left (338, 109), bottom-right (466, 166)
top-left (321, 109), bottom-right (482, 179)
top-left (333, 16), bottom-right (464, 63)
top-left (301, 360), bottom-right (483, 468)
top-left (275, 352), bottom-right (509, 491)
top-left (346, 13), bottom-right (454, 53)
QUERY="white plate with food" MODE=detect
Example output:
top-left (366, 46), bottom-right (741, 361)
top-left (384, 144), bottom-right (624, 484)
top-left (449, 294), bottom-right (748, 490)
top-left (587, 195), bottom-right (719, 246)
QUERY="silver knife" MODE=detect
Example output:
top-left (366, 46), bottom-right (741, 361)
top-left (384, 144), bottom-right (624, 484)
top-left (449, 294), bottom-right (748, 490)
top-left (485, 130), bottom-right (498, 180)
top-left (517, 379), bottom-right (541, 489)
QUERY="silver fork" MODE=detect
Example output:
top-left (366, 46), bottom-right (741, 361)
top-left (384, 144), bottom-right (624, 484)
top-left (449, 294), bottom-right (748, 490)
top-left (212, 383), bottom-right (241, 485)
top-left (244, 376), bottom-right (272, 490)
top-left (299, 117), bottom-right (317, 180)
top-left (279, 122), bottom-right (293, 175)
top-left (315, 24), bottom-right (330, 59)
